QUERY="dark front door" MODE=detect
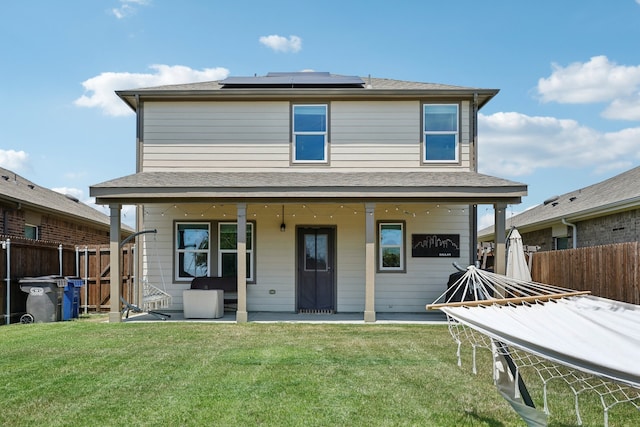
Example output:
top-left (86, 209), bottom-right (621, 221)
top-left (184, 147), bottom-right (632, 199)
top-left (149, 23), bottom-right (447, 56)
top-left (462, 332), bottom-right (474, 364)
top-left (297, 227), bottom-right (335, 313)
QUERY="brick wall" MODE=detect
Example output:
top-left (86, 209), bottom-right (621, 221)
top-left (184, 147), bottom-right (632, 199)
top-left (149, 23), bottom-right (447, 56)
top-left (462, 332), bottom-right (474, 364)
top-left (520, 228), bottom-right (554, 252)
top-left (577, 209), bottom-right (639, 247)
top-left (520, 208), bottom-right (639, 252)
top-left (0, 206), bottom-right (111, 245)
top-left (0, 207), bottom-right (24, 236)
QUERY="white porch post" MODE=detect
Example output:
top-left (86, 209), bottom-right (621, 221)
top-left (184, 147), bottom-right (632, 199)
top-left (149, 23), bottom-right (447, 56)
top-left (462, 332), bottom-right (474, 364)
top-left (108, 204), bottom-right (122, 323)
top-left (494, 203), bottom-right (507, 275)
top-left (364, 203), bottom-right (376, 322)
top-left (236, 203), bottom-right (248, 323)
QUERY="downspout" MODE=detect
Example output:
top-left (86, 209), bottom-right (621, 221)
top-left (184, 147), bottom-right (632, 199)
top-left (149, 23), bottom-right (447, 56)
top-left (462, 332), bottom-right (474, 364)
top-left (562, 218), bottom-right (577, 249)
top-left (471, 93), bottom-right (479, 264)
top-left (3, 239), bottom-right (10, 325)
top-left (83, 246), bottom-right (88, 314)
top-left (58, 244), bottom-right (63, 276)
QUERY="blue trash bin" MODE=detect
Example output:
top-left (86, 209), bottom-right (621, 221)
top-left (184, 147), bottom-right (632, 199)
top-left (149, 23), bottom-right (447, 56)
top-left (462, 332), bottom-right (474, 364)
top-left (63, 278), bottom-right (83, 320)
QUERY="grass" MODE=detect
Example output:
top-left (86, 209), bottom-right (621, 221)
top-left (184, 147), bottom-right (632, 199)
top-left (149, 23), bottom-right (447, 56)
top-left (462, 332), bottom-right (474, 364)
top-left (0, 319), bottom-right (637, 426)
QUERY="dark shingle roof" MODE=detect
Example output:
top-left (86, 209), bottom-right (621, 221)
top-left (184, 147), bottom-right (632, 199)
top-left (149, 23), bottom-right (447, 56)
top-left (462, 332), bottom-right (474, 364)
top-left (115, 73), bottom-right (499, 112)
top-left (129, 76), bottom-right (475, 92)
top-left (0, 166), bottom-right (116, 229)
top-left (479, 166), bottom-right (640, 237)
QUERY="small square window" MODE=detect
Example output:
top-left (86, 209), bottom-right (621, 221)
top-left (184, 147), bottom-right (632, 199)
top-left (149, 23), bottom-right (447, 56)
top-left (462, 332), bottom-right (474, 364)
top-left (25, 224), bottom-right (38, 240)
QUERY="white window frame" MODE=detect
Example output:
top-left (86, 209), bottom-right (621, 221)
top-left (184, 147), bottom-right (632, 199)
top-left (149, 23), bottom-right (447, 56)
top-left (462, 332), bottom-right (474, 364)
top-left (175, 222), bottom-right (210, 282)
top-left (292, 104), bottom-right (328, 163)
top-left (25, 224), bottom-right (39, 240)
top-left (378, 222), bottom-right (405, 272)
top-left (218, 222), bottom-right (254, 281)
top-left (423, 103), bottom-right (459, 163)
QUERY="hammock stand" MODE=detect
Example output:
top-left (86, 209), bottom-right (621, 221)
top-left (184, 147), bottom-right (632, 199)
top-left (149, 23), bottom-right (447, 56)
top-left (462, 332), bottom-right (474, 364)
top-left (427, 266), bottom-right (640, 426)
top-left (120, 229), bottom-right (171, 320)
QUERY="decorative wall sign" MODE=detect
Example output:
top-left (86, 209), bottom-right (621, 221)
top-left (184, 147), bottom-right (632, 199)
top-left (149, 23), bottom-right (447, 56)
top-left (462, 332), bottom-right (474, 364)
top-left (411, 234), bottom-right (460, 257)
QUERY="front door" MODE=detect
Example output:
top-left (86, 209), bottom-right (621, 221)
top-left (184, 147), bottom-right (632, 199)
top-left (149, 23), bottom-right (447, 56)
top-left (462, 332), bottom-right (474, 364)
top-left (297, 227), bottom-right (335, 313)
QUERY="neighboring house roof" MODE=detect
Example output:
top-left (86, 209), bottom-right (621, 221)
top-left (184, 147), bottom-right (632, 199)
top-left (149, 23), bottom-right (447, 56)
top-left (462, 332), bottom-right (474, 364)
top-left (92, 171), bottom-right (526, 205)
top-left (116, 73), bottom-right (499, 112)
top-left (0, 166), bottom-right (131, 231)
top-left (478, 166), bottom-right (640, 239)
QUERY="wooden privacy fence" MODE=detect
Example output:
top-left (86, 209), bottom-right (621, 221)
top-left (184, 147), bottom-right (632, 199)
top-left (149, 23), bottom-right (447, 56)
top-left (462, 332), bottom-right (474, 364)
top-left (1, 237), bottom-right (135, 323)
top-left (531, 241), bottom-right (640, 305)
top-left (75, 244), bottom-right (135, 312)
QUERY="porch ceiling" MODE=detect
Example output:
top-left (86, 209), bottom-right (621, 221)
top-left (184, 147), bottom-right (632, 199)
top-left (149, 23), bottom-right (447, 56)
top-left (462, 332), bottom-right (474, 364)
top-left (90, 171), bottom-right (527, 205)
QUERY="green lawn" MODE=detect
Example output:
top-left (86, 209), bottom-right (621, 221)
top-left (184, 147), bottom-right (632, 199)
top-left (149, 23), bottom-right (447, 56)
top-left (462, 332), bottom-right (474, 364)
top-left (0, 319), bottom-right (636, 426)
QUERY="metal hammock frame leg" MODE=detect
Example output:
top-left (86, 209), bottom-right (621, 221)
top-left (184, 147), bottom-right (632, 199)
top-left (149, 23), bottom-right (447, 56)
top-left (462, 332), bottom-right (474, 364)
top-left (119, 229), bottom-right (171, 320)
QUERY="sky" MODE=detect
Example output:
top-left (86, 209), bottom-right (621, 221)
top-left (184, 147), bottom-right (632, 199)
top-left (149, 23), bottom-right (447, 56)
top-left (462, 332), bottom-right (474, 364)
top-left (2, 0), bottom-right (640, 229)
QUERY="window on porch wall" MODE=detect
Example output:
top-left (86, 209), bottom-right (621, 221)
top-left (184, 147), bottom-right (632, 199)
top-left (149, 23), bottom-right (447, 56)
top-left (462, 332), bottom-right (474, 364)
top-left (175, 222), bottom-right (254, 281)
top-left (218, 222), bottom-right (254, 281)
top-left (176, 223), bottom-right (210, 280)
top-left (378, 222), bottom-right (405, 272)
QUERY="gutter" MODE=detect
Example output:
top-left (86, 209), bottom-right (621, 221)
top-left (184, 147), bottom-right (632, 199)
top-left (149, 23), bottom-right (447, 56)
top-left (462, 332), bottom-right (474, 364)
top-left (562, 218), bottom-right (577, 249)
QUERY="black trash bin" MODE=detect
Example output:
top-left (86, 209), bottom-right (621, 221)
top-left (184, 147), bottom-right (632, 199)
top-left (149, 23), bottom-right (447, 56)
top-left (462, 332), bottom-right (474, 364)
top-left (19, 276), bottom-right (66, 323)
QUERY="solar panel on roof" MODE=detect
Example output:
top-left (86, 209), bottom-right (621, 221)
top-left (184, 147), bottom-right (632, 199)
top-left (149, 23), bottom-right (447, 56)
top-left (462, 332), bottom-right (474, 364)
top-left (219, 72), bottom-right (365, 88)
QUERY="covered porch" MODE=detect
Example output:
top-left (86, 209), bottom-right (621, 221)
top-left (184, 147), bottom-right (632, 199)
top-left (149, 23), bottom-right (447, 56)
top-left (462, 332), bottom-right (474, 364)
top-left (90, 171), bottom-right (525, 323)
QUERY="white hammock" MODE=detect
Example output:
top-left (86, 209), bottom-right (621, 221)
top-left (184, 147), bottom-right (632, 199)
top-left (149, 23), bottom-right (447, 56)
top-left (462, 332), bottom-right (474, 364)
top-left (428, 266), bottom-right (640, 426)
top-left (120, 229), bottom-right (171, 319)
top-left (141, 280), bottom-right (171, 312)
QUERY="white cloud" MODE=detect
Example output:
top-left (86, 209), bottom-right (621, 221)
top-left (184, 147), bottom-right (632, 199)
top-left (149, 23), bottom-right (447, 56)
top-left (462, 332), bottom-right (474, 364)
top-left (112, 0), bottom-right (150, 19)
top-left (477, 205), bottom-right (527, 231)
top-left (0, 149), bottom-right (29, 171)
top-left (74, 64), bottom-right (229, 116)
top-left (53, 188), bottom-right (136, 227)
top-left (52, 187), bottom-right (84, 201)
top-left (478, 111), bottom-right (640, 176)
top-left (91, 201), bottom-right (137, 228)
top-left (602, 92), bottom-right (640, 120)
top-left (537, 56), bottom-right (640, 103)
top-left (537, 56), bottom-right (640, 120)
top-left (259, 35), bottom-right (302, 53)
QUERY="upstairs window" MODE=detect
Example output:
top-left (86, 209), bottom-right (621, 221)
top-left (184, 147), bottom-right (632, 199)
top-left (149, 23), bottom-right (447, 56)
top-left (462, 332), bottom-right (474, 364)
top-left (423, 104), bottom-right (458, 163)
top-left (293, 104), bottom-right (328, 163)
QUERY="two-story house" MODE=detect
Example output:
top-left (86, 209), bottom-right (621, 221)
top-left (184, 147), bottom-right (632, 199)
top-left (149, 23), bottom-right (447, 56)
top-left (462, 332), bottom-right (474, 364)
top-left (90, 72), bottom-right (526, 322)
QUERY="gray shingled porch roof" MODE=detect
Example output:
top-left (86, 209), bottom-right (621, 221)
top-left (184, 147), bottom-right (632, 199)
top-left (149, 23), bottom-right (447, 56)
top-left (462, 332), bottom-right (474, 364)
top-left (91, 171), bottom-right (526, 205)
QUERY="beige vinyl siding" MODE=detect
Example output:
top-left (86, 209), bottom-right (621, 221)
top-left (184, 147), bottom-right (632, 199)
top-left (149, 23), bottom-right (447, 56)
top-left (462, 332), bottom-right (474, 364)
top-left (375, 204), bottom-right (470, 312)
top-left (139, 202), bottom-right (470, 313)
top-left (142, 101), bottom-right (290, 171)
top-left (141, 100), bottom-right (473, 172)
top-left (330, 101), bottom-right (421, 169)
